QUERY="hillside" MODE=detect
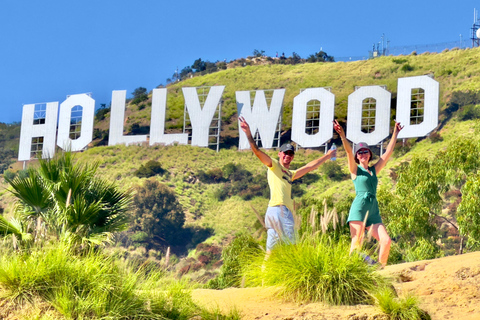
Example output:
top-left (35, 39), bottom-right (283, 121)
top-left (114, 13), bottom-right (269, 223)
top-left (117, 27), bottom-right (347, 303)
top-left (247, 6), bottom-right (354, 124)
top-left (2, 47), bottom-right (480, 263)
top-left (92, 46), bottom-right (480, 139)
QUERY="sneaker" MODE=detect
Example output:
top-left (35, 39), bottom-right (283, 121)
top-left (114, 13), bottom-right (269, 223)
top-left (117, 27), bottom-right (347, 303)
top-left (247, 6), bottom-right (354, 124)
top-left (359, 252), bottom-right (377, 266)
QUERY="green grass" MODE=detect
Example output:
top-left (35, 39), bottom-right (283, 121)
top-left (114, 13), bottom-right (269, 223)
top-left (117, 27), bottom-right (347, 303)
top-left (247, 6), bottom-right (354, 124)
top-left (0, 244), bottom-right (239, 319)
top-left (243, 234), bottom-right (386, 305)
top-left (375, 287), bottom-right (430, 320)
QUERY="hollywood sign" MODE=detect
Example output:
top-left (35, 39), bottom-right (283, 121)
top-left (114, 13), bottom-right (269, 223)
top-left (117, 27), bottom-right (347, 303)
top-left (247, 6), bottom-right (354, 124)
top-left (18, 75), bottom-right (439, 161)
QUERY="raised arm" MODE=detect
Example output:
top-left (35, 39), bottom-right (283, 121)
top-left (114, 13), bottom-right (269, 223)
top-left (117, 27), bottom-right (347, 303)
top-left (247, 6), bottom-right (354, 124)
top-left (374, 121), bottom-right (403, 173)
top-left (333, 120), bottom-right (357, 175)
top-left (294, 148), bottom-right (336, 180)
top-left (239, 116), bottom-right (272, 167)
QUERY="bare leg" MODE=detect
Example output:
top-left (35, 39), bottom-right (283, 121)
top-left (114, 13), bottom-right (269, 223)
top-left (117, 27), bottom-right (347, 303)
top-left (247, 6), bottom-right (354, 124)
top-left (366, 223), bottom-right (391, 267)
top-left (349, 221), bottom-right (365, 254)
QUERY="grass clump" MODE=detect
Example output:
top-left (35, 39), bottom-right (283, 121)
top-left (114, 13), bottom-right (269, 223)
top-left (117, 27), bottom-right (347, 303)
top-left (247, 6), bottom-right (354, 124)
top-left (207, 233), bottom-right (263, 289)
top-left (375, 287), bottom-right (430, 320)
top-left (244, 234), bottom-right (386, 305)
top-left (0, 244), bottom-right (236, 319)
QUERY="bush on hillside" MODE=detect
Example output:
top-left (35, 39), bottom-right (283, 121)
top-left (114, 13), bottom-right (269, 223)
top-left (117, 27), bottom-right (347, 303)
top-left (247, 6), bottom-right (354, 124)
top-left (197, 168), bottom-right (225, 183)
top-left (458, 104), bottom-right (480, 121)
top-left (320, 161), bottom-right (348, 181)
top-left (95, 104), bottom-right (110, 121)
top-left (134, 160), bottom-right (165, 178)
top-left (428, 131), bottom-right (443, 143)
top-left (199, 163), bottom-right (269, 201)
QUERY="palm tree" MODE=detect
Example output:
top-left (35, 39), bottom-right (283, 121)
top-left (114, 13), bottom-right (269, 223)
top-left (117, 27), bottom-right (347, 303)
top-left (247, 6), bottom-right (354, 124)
top-left (2, 152), bottom-right (132, 249)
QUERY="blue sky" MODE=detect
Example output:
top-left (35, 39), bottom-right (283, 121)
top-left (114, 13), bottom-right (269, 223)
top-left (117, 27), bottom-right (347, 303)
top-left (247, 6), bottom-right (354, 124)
top-left (1, 0), bottom-right (478, 123)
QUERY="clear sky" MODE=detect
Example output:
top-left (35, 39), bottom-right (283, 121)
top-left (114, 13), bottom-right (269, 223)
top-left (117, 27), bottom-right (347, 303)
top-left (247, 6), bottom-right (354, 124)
top-left (1, 0), bottom-right (479, 123)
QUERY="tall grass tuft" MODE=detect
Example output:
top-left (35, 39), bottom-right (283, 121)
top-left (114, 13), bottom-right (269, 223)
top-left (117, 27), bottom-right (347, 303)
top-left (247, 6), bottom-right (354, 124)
top-left (243, 234), bottom-right (386, 305)
top-left (0, 244), bottom-right (237, 319)
top-left (375, 287), bottom-right (430, 320)
top-left (207, 233), bottom-right (263, 289)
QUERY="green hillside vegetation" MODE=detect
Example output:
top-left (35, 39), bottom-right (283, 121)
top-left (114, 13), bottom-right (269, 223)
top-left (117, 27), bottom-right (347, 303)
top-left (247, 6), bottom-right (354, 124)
top-left (93, 47), bottom-right (480, 139)
top-left (0, 47), bottom-right (480, 318)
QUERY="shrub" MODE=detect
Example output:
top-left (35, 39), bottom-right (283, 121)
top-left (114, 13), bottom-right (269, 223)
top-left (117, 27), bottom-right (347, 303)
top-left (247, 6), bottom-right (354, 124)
top-left (95, 105), bottom-right (110, 121)
top-left (0, 244), bottom-right (216, 319)
top-left (401, 63), bottom-right (414, 72)
top-left (207, 233), bottom-right (262, 289)
top-left (375, 287), bottom-right (430, 320)
top-left (403, 237), bottom-right (440, 262)
top-left (3, 169), bottom-right (16, 181)
top-left (244, 235), bottom-right (386, 305)
top-left (197, 168), bottom-right (225, 183)
top-left (195, 243), bottom-right (222, 267)
top-left (428, 131), bottom-right (443, 143)
top-left (211, 163), bottom-right (269, 201)
top-left (446, 91), bottom-right (480, 115)
top-left (321, 161), bottom-right (347, 181)
top-left (458, 104), bottom-right (480, 121)
top-left (134, 160), bottom-right (165, 178)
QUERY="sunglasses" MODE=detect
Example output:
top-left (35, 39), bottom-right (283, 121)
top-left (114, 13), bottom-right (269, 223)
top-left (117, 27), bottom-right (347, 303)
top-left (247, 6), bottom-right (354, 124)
top-left (283, 151), bottom-right (295, 156)
top-left (357, 150), bottom-right (370, 155)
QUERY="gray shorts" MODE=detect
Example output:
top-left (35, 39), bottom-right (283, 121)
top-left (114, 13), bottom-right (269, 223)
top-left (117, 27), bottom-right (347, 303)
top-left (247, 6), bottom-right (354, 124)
top-left (265, 205), bottom-right (295, 251)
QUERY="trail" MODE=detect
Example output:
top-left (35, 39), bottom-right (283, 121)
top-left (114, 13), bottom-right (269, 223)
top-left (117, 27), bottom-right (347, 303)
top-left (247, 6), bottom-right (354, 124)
top-left (192, 251), bottom-right (480, 319)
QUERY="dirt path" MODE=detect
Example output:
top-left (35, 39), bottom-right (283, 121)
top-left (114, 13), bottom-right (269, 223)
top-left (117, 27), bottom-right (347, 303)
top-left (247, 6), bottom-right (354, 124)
top-left (192, 251), bottom-right (480, 319)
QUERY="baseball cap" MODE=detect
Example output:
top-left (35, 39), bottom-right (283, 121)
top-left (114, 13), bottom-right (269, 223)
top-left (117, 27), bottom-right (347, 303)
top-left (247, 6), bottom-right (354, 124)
top-left (280, 143), bottom-right (295, 153)
top-left (354, 142), bottom-right (372, 155)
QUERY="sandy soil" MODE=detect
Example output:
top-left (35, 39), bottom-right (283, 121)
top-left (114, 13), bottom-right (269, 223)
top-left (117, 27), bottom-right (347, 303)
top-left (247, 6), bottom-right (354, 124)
top-left (192, 251), bottom-right (480, 320)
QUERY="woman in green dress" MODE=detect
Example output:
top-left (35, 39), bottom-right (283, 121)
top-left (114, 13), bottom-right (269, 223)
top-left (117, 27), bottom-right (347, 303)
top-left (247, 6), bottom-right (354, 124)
top-left (333, 120), bottom-right (403, 267)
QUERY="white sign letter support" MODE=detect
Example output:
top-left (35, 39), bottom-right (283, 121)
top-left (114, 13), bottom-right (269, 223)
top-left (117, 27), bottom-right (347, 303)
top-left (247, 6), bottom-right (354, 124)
top-left (18, 102), bottom-right (59, 161)
top-left (182, 86), bottom-right (225, 147)
top-left (396, 75), bottom-right (439, 139)
top-left (347, 86), bottom-right (391, 145)
top-left (291, 88), bottom-right (335, 148)
top-left (108, 90), bottom-right (148, 146)
top-left (57, 94), bottom-right (95, 152)
top-left (150, 88), bottom-right (188, 146)
top-left (236, 89), bottom-right (285, 150)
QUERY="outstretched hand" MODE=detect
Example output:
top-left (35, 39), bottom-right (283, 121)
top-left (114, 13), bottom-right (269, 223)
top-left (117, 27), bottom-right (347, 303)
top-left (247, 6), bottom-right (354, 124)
top-left (394, 121), bottom-right (404, 134)
top-left (239, 116), bottom-right (251, 135)
top-left (333, 120), bottom-right (345, 136)
top-left (327, 147), bottom-right (337, 159)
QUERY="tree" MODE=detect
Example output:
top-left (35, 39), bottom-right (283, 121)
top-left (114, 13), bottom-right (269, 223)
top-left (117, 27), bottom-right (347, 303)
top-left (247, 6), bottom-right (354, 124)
top-left (377, 157), bottom-right (446, 260)
top-left (377, 136), bottom-right (480, 258)
top-left (179, 66), bottom-right (193, 80)
top-left (291, 52), bottom-right (302, 64)
top-left (457, 174), bottom-right (480, 250)
top-left (192, 58), bottom-right (206, 72)
top-left (130, 178), bottom-right (185, 249)
top-left (2, 152), bottom-right (132, 249)
top-left (131, 87), bottom-right (147, 98)
top-left (252, 49), bottom-right (265, 57)
top-left (131, 87), bottom-right (148, 105)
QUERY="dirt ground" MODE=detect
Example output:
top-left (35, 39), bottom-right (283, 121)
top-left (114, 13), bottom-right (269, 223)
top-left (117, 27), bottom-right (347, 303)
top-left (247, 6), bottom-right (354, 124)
top-left (192, 251), bottom-right (480, 320)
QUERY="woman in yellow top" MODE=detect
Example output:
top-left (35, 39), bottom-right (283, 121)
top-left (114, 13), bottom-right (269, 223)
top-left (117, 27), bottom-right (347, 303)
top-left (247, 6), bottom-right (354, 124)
top-left (333, 119), bottom-right (403, 267)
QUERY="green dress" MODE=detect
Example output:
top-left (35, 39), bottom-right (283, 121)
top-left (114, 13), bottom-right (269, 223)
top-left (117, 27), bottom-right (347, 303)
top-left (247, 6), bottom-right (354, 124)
top-left (347, 165), bottom-right (383, 227)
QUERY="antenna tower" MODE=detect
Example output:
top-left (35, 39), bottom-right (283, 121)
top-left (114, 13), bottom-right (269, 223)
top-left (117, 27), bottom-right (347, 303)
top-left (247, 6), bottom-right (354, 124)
top-left (471, 8), bottom-right (480, 47)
